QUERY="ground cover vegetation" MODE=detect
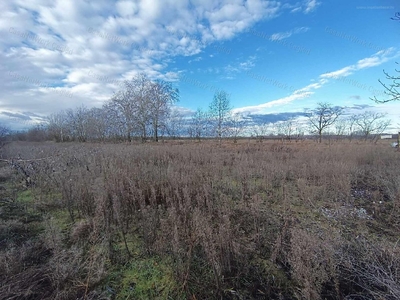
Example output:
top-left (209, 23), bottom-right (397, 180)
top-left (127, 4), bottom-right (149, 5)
top-left (0, 139), bottom-right (399, 300)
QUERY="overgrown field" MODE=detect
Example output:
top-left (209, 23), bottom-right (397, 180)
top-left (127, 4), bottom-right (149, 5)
top-left (0, 140), bottom-right (399, 300)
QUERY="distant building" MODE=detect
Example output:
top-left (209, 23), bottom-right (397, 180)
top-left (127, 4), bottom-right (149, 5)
top-left (380, 135), bottom-right (393, 139)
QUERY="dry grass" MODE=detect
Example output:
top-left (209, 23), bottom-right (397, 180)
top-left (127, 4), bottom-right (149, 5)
top-left (0, 139), bottom-right (399, 299)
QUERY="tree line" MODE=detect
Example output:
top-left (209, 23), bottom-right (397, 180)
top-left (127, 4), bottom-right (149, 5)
top-left (48, 74), bottom-right (178, 142)
top-left (17, 103), bottom-right (391, 144)
top-left (4, 65), bottom-right (398, 143)
top-left (43, 74), bottom-right (247, 143)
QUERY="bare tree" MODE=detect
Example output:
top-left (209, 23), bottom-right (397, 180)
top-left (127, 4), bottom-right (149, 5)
top-left (86, 107), bottom-right (108, 141)
top-left (334, 117), bottom-right (348, 137)
top-left (102, 101), bottom-right (125, 140)
top-left (347, 115), bottom-right (359, 141)
top-left (307, 102), bottom-right (343, 143)
top-left (0, 125), bottom-right (10, 139)
top-left (276, 118), bottom-right (295, 142)
top-left (25, 124), bottom-right (48, 142)
top-left (353, 111), bottom-right (391, 141)
top-left (95, 74), bottom-right (179, 142)
top-left (209, 90), bottom-right (232, 142)
top-left (371, 62), bottom-right (399, 103)
top-left (371, 16), bottom-right (399, 103)
top-left (104, 74), bottom-right (154, 142)
top-left (105, 85), bottom-right (137, 142)
top-left (47, 110), bottom-right (70, 142)
top-left (0, 124), bottom-right (10, 150)
top-left (391, 11), bottom-right (400, 21)
top-left (66, 105), bottom-right (90, 142)
top-left (163, 108), bottom-right (184, 139)
top-left (252, 122), bottom-right (270, 142)
top-left (189, 108), bottom-right (209, 141)
top-left (227, 112), bottom-right (247, 143)
top-left (334, 116), bottom-right (359, 141)
top-left (148, 80), bottom-right (179, 142)
top-left (294, 122), bottom-right (305, 142)
top-left (128, 74), bottom-right (152, 142)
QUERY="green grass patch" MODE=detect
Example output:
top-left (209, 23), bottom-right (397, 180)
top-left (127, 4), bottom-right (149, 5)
top-left (17, 189), bottom-right (34, 204)
top-left (253, 257), bottom-right (293, 292)
top-left (110, 256), bottom-right (181, 300)
top-left (48, 208), bottom-right (77, 234)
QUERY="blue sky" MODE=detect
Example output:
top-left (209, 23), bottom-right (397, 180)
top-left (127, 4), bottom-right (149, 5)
top-left (0, 0), bottom-right (399, 131)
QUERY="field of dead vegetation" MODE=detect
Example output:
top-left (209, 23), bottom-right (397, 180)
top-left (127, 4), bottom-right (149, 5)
top-left (0, 139), bottom-right (399, 300)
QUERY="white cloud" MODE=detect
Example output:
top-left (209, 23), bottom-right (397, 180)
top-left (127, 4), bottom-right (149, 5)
top-left (233, 91), bottom-right (312, 115)
top-left (270, 26), bottom-right (309, 41)
top-left (115, 1), bottom-right (138, 17)
top-left (285, 0), bottom-right (320, 14)
top-left (205, 1), bottom-right (280, 39)
top-left (291, 7), bottom-right (302, 13)
top-left (270, 31), bottom-right (292, 41)
top-left (304, 0), bottom-right (320, 13)
top-left (189, 57), bottom-right (203, 63)
top-left (234, 48), bottom-right (399, 115)
top-left (223, 55), bottom-right (257, 79)
top-left (320, 66), bottom-right (355, 79)
top-left (0, 0), bottom-right (284, 119)
top-left (239, 55), bottom-right (257, 70)
top-left (321, 47), bottom-right (398, 79)
top-left (2, 0), bottom-right (396, 131)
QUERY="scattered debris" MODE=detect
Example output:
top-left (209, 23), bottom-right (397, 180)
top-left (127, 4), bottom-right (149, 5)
top-left (320, 206), bottom-right (372, 220)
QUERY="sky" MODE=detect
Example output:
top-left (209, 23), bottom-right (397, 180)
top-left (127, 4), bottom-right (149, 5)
top-left (1, 0), bottom-right (399, 132)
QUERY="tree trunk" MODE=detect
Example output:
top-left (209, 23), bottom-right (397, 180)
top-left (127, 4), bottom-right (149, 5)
top-left (397, 132), bottom-right (399, 150)
top-left (141, 125), bottom-right (147, 143)
top-left (153, 121), bottom-right (158, 142)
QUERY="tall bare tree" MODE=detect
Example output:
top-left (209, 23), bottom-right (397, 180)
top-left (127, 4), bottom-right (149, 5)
top-left (148, 80), bottom-right (179, 142)
top-left (209, 90), bottom-right (232, 142)
top-left (334, 116), bottom-right (359, 141)
top-left (47, 110), bottom-right (70, 142)
top-left (66, 105), bottom-right (89, 142)
top-left (97, 74), bottom-right (179, 142)
top-left (353, 111), bottom-right (391, 141)
top-left (129, 74), bottom-right (152, 142)
top-left (105, 85), bottom-right (137, 142)
top-left (86, 107), bottom-right (108, 141)
top-left (307, 102), bottom-right (343, 143)
top-left (104, 74), bottom-right (153, 142)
